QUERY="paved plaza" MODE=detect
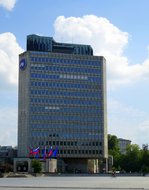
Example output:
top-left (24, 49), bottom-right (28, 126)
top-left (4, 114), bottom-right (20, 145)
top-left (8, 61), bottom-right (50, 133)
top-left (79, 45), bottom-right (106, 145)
top-left (0, 176), bottom-right (149, 190)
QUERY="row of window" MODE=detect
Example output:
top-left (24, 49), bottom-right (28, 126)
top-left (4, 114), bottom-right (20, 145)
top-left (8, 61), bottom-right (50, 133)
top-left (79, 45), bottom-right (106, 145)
top-left (48, 133), bottom-right (100, 139)
top-left (31, 132), bottom-right (100, 139)
top-left (60, 74), bottom-right (88, 80)
top-left (30, 106), bottom-right (102, 114)
top-left (30, 81), bottom-right (101, 90)
top-left (30, 124), bottom-right (101, 130)
top-left (57, 149), bottom-right (102, 155)
top-left (30, 73), bottom-right (102, 83)
top-left (31, 120), bottom-right (103, 125)
top-left (30, 89), bottom-right (102, 98)
top-left (31, 64), bottom-right (101, 75)
top-left (30, 115), bottom-right (102, 122)
top-left (30, 98), bottom-right (101, 106)
top-left (30, 57), bottom-right (101, 67)
top-left (30, 148), bottom-right (102, 155)
top-left (30, 115), bottom-right (101, 122)
top-left (38, 140), bottom-right (102, 147)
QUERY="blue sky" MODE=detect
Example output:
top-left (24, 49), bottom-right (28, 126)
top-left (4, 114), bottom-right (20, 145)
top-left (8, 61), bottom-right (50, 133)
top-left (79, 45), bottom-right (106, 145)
top-left (0, 0), bottom-right (149, 147)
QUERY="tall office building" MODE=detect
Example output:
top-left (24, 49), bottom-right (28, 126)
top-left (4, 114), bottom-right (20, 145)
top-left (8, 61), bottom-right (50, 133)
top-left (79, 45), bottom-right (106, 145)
top-left (18, 34), bottom-right (108, 173)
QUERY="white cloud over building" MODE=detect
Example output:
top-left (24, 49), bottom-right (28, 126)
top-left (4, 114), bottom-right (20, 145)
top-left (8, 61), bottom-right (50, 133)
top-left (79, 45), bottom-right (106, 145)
top-left (0, 106), bottom-right (17, 146)
top-left (0, 32), bottom-right (23, 90)
top-left (54, 15), bottom-right (149, 146)
top-left (108, 99), bottom-right (149, 145)
top-left (0, 0), bottom-right (17, 10)
top-left (54, 15), bottom-right (149, 88)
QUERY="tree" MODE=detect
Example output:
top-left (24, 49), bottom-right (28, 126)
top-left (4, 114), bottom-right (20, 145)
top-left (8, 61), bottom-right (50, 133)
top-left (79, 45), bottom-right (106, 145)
top-left (140, 144), bottom-right (149, 175)
top-left (108, 134), bottom-right (120, 151)
top-left (108, 135), bottom-right (149, 173)
top-left (31, 159), bottom-right (42, 173)
top-left (120, 144), bottom-right (141, 172)
top-left (108, 134), bottom-right (121, 169)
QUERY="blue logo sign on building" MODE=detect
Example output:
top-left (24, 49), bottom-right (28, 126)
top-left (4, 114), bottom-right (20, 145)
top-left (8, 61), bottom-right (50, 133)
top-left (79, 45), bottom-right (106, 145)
top-left (19, 59), bottom-right (27, 70)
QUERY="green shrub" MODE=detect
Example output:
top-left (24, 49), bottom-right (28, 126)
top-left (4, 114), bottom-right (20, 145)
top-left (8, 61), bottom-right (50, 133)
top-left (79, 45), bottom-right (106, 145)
top-left (31, 159), bottom-right (42, 173)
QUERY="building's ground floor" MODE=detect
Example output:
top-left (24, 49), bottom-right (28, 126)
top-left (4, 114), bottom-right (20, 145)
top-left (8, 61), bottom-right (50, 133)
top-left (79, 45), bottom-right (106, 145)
top-left (14, 157), bottom-right (108, 173)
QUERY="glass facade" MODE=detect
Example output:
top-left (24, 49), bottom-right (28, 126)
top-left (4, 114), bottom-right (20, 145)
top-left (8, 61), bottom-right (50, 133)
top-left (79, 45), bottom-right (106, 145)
top-left (28, 52), bottom-right (103, 158)
top-left (27, 34), bottom-right (93, 55)
top-left (18, 35), bottom-right (107, 168)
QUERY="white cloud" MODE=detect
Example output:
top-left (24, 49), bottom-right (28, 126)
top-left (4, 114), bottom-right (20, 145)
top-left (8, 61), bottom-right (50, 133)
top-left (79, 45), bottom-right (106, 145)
top-left (137, 120), bottom-right (149, 145)
top-left (53, 15), bottom-right (149, 146)
top-left (0, 0), bottom-right (16, 10)
top-left (0, 32), bottom-right (23, 90)
top-left (54, 15), bottom-right (149, 88)
top-left (0, 106), bottom-right (17, 146)
top-left (108, 99), bottom-right (149, 146)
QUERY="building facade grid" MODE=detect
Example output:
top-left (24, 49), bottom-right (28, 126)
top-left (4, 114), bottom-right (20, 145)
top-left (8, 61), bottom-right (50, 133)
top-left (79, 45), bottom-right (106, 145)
top-left (18, 35), bottom-right (108, 172)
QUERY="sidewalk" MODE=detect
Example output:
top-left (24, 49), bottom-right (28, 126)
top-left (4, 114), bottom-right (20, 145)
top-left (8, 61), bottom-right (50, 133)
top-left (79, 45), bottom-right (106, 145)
top-left (0, 176), bottom-right (149, 189)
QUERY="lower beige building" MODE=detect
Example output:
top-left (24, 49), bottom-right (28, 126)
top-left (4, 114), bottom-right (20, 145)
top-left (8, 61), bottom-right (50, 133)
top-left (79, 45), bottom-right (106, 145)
top-left (118, 138), bottom-right (131, 154)
top-left (14, 158), bottom-right (57, 173)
